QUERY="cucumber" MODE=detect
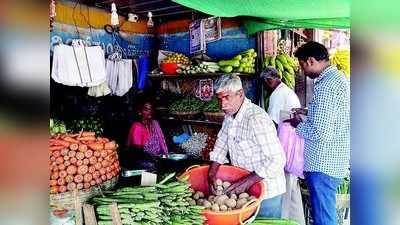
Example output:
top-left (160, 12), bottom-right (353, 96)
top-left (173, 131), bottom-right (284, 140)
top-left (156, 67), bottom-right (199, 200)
top-left (218, 59), bottom-right (240, 67)
top-left (220, 66), bottom-right (233, 73)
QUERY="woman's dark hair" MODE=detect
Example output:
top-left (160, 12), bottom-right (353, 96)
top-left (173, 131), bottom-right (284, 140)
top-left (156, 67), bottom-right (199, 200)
top-left (294, 41), bottom-right (329, 61)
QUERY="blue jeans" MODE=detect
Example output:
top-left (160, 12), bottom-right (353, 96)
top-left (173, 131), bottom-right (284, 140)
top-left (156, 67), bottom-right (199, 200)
top-left (305, 172), bottom-right (342, 225)
top-left (257, 194), bottom-right (283, 218)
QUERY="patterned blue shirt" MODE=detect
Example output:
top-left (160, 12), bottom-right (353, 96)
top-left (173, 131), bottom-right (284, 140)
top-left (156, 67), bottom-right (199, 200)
top-left (296, 66), bottom-right (350, 178)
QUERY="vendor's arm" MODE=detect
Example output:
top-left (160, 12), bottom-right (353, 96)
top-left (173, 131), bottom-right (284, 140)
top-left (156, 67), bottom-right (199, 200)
top-left (224, 172), bottom-right (263, 195)
top-left (296, 86), bottom-right (341, 141)
top-left (208, 121), bottom-right (229, 194)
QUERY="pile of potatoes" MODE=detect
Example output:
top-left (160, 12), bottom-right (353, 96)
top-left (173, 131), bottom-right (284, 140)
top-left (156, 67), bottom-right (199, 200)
top-left (187, 179), bottom-right (257, 212)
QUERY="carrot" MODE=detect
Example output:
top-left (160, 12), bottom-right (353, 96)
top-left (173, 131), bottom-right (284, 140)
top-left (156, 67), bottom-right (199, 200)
top-left (51, 172), bottom-right (59, 180)
top-left (76, 152), bottom-right (85, 160)
top-left (59, 171), bottom-right (67, 178)
top-left (67, 182), bottom-right (77, 191)
top-left (83, 158), bottom-right (90, 165)
top-left (93, 151), bottom-right (101, 157)
top-left (94, 163), bottom-right (102, 170)
top-left (69, 143), bottom-right (79, 151)
top-left (70, 157), bottom-right (77, 165)
top-left (51, 140), bottom-right (70, 147)
top-left (76, 183), bottom-right (84, 190)
top-left (52, 150), bottom-right (61, 158)
top-left (82, 131), bottom-right (95, 137)
top-left (60, 148), bottom-right (69, 156)
top-left (68, 150), bottom-right (76, 158)
top-left (50, 145), bottom-right (65, 151)
top-left (84, 150), bottom-right (93, 158)
top-left (57, 178), bottom-right (66, 186)
top-left (83, 174), bottom-right (92, 183)
top-left (78, 144), bottom-right (87, 152)
top-left (89, 156), bottom-right (97, 165)
top-left (77, 136), bottom-right (96, 142)
top-left (74, 174), bottom-right (84, 183)
top-left (63, 136), bottom-right (78, 143)
top-left (65, 175), bottom-right (74, 183)
top-left (101, 160), bottom-right (109, 167)
top-left (49, 180), bottom-right (58, 187)
top-left (83, 182), bottom-right (91, 189)
top-left (77, 165), bottom-right (88, 175)
top-left (66, 165), bottom-right (77, 175)
top-left (93, 171), bottom-right (100, 179)
top-left (100, 150), bottom-right (108, 158)
top-left (106, 173), bottom-right (113, 180)
top-left (88, 166), bottom-right (95, 173)
top-left (88, 143), bottom-right (103, 151)
top-left (104, 141), bottom-right (116, 150)
top-left (58, 164), bottom-right (66, 171)
top-left (99, 168), bottom-right (106, 175)
top-left (76, 160), bottom-right (83, 166)
top-left (59, 185), bottom-right (67, 193)
top-left (55, 157), bottom-right (64, 165)
top-left (63, 160), bottom-right (71, 167)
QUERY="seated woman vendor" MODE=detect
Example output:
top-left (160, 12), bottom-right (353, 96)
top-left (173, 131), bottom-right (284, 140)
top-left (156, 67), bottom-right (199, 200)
top-left (127, 101), bottom-right (168, 157)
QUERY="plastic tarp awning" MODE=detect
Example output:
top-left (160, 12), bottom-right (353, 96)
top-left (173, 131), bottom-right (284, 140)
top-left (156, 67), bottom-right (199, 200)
top-left (173, 0), bottom-right (350, 34)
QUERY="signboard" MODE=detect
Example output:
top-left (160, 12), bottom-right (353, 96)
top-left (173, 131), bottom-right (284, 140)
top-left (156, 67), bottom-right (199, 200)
top-left (189, 19), bottom-right (205, 54)
top-left (204, 17), bottom-right (221, 43)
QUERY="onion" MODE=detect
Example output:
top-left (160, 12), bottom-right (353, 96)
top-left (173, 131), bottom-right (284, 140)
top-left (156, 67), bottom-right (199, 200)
top-left (59, 185), bottom-right (67, 193)
top-left (74, 174), bottom-right (84, 183)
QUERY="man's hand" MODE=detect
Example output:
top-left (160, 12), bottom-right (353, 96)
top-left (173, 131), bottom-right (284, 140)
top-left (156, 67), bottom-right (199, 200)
top-left (283, 114), bottom-right (303, 128)
top-left (224, 172), bottom-right (263, 195)
top-left (291, 108), bottom-right (308, 115)
top-left (208, 162), bottom-right (221, 195)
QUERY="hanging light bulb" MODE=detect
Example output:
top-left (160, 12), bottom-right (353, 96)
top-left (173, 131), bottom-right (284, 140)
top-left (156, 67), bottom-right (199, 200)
top-left (111, 3), bottom-right (119, 26)
top-left (147, 11), bottom-right (154, 28)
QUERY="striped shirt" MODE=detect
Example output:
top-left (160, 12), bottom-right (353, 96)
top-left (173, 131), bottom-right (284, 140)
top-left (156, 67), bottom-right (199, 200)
top-left (296, 66), bottom-right (350, 178)
top-left (210, 98), bottom-right (286, 199)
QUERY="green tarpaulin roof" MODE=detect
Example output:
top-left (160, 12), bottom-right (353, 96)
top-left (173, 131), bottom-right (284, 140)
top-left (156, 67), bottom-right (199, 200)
top-left (173, 0), bottom-right (350, 34)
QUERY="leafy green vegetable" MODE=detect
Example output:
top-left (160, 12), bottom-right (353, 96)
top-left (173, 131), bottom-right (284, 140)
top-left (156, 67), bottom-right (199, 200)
top-left (202, 98), bottom-right (221, 113)
top-left (169, 97), bottom-right (204, 113)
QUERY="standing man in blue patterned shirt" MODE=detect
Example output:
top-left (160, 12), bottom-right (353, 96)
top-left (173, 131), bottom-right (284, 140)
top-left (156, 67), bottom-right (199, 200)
top-left (287, 41), bottom-right (350, 225)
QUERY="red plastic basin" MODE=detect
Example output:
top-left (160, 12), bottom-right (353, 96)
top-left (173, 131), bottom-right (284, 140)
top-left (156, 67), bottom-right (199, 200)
top-left (160, 62), bottom-right (178, 75)
top-left (179, 165), bottom-right (265, 225)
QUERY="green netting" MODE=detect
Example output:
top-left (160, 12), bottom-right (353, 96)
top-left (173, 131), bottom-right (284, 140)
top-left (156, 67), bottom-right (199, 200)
top-left (173, 0), bottom-right (350, 33)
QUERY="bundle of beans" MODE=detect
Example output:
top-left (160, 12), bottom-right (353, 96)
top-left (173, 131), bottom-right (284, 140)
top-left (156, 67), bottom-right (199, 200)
top-left (49, 131), bottom-right (121, 194)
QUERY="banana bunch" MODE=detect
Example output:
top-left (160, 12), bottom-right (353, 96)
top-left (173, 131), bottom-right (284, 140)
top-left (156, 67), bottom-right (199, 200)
top-left (263, 54), bottom-right (298, 89)
top-left (330, 49), bottom-right (350, 79)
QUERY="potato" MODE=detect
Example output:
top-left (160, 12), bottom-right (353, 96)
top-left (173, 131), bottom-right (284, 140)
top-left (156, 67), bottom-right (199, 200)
top-left (227, 207), bottom-right (233, 211)
top-left (189, 199), bottom-right (196, 206)
top-left (215, 195), bottom-right (229, 205)
top-left (222, 181), bottom-right (231, 189)
top-left (208, 195), bottom-right (216, 202)
top-left (216, 190), bottom-right (223, 196)
top-left (238, 192), bottom-right (250, 199)
top-left (203, 200), bottom-right (212, 209)
top-left (230, 193), bottom-right (238, 200)
top-left (224, 198), bottom-right (237, 208)
top-left (197, 199), bottom-right (205, 205)
top-left (196, 191), bottom-right (205, 198)
top-left (220, 205), bottom-right (228, 211)
top-left (215, 179), bottom-right (223, 186)
top-left (211, 203), bottom-right (220, 212)
top-left (236, 198), bottom-right (248, 209)
top-left (216, 185), bottom-right (224, 191)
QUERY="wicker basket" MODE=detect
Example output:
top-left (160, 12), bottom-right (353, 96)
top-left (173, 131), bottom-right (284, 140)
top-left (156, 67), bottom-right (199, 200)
top-left (204, 112), bottom-right (225, 123)
top-left (49, 176), bottom-right (118, 210)
top-left (171, 111), bottom-right (199, 120)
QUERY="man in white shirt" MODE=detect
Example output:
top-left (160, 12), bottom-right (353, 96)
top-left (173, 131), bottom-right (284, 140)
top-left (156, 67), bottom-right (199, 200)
top-left (261, 67), bottom-right (306, 225)
top-left (261, 66), bottom-right (301, 127)
top-left (208, 74), bottom-right (286, 218)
